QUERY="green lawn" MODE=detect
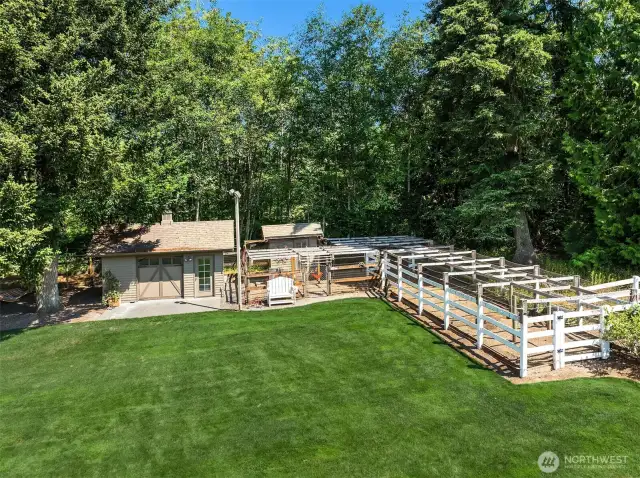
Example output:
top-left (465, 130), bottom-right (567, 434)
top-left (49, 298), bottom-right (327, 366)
top-left (1, 299), bottom-right (639, 477)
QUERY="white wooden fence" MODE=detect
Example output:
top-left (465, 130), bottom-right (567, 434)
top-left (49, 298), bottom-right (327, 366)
top-left (380, 254), bottom-right (639, 378)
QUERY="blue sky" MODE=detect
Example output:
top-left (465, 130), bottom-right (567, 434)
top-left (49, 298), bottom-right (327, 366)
top-left (194, 1), bottom-right (426, 38)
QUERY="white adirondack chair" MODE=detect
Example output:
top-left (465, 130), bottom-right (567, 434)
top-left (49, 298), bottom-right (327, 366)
top-left (267, 276), bottom-right (297, 306)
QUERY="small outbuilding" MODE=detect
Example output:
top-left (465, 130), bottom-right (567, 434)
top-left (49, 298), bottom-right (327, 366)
top-left (260, 223), bottom-right (324, 249)
top-left (89, 213), bottom-right (234, 302)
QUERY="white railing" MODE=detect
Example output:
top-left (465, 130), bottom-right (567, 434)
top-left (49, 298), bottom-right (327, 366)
top-left (384, 255), bottom-right (523, 367)
top-left (381, 255), bottom-right (639, 378)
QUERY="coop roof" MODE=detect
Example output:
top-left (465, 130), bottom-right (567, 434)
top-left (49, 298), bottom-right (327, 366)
top-left (261, 223), bottom-right (324, 239)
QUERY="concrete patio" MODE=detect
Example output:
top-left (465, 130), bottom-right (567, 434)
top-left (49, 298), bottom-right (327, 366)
top-left (1, 291), bottom-right (376, 332)
top-left (100, 296), bottom-right (230, 320)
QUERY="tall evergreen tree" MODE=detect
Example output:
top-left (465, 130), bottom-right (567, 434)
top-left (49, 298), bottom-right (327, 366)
top-left (417, 0), bottom-right (558, 263)
top-left (0, 0), bottom-right (176, 311)
top-left (564, 0), bottom-right (640, 266)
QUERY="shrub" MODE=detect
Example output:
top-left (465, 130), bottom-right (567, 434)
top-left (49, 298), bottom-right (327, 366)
top-left (101, 271), bottom-right (121, 306)
top-left (604, 306), bottom-right (640, 358)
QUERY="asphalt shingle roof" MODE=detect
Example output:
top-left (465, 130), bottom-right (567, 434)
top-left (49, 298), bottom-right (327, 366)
top-left (261, 223), bottom-right (324, 239)
top-left (89, 220), bottom-right (235, 256)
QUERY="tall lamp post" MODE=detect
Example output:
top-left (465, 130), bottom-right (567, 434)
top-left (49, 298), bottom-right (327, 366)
top-left (229, 189), bottom-right (242, 311)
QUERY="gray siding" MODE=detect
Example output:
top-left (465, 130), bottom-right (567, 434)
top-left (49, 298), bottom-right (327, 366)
top-left (102, 256), bottom-right (137, 302)
top-left (214, 253), bottom-right (224, 297)
top-left (268, 238), bottom-right (294, 249)
top-left (183, 255), bottom-right (195, 298)
top-left (267, 236), bottom-right (318, 249)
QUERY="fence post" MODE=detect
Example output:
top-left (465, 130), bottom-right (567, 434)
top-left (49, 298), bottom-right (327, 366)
top-left (397, 254), bottom-right (403, 302)
top-left (381, 251), bottom-right (388, 297)
top-left (519, 310), bottom-right (528, 378)
top-left (509, 283), bottom-right (515, 314)
top-left (326, 263), bottom-right (332, 296)
top-left (573, 275), bottom-right (583, 327)
top-left (443, 272), bottom-right (450, 330)
top-left (600, 306), bottom-right (610, 360)
top-left (364, 252), bottom-right (368, 276)
top-left (632, 276), bottom-right (640, 303)
top-left (418, 264), bottom-right (424, 316)
top-left (533, 265), bottom-right (540, 301)
top-left (476, 284), bottom-right (484, 349)
top-left (244, 273), bottom-right (249, 305)
top-left (573, 275), bottom-right (582, 310)
top-left (553, 310), bottom-right (565, 370)
top-left (471, 250), bottom-right (477, 281)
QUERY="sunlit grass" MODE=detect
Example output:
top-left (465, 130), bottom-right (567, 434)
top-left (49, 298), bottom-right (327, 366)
top-left (1, 299), bottom-right (639, 477)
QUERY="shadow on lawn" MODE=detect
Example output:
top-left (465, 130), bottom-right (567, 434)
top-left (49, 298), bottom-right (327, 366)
top-left (376, 293), bottom-right (519, 378)
top-left (576, 351), bottom-right (640, 381)
top-left (0, 328), bottom-right (29, 343)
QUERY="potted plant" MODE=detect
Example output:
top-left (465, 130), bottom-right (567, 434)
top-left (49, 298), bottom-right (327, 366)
top-left (101, 271), bottom-right (121, 308)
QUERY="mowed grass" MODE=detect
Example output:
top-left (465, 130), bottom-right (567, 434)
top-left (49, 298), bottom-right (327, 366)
top-left (1, 299), bottom-right (639, 477)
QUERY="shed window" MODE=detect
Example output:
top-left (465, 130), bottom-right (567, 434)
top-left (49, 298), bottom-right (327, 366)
top-left (162, 256), bottom-right (182, 266)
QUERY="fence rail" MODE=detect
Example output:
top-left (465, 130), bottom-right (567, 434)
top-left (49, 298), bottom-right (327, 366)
top-left (381, 254), bottom-right (639, 378)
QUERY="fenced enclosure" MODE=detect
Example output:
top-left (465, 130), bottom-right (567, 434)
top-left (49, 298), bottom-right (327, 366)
top-left (243, 235), bottom-right (638, 377)
top-left (243, 244), bottom-right (387, 305)
top-left (243, 236), bottom-right (436, 305)
top-left (379, 247), bottom-right (640, 377)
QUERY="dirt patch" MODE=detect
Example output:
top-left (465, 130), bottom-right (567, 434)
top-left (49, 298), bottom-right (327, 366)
top-left (510, 350), bottom-right (640, 384)
top-left (1, 282), bottom-right (106, 331)
top-left (1, 305), bottom-right (108, 332)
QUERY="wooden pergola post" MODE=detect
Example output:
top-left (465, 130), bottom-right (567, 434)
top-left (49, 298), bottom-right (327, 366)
top-left (303, 261), bottom-right (308, 297)
top-left (533, 265), bottom-right (540, 301)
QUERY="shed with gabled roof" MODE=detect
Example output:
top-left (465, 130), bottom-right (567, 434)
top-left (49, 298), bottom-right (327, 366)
top-left (260, 223), bottom-right (324, 250)
top-left (89, 212), bottom-right (234, 302)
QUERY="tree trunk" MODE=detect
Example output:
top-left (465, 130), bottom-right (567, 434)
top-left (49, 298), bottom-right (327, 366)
top-left (407, 129), bottom-right (412, 194)
top-left (512, 210), bottom-right (537, 265)
top-left (37, 255), bottom-right (61, 315)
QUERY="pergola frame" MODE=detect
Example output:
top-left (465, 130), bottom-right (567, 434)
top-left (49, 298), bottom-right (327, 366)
top-left (328, 238), bottom-right (637, 317)
top-left (246, 235), bottom-right (638, 318)
top-left (321, 236), bottom-right (639, 378)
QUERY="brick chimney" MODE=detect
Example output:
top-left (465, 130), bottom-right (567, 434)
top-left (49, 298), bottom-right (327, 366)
top-left (161, 211), bottom-right (173, 225)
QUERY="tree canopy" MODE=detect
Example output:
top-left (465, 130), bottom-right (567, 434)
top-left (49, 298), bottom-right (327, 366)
top-left (2, 0), bottom-right (639, 310)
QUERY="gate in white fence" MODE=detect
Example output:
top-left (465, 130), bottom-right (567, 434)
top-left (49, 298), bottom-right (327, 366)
top-left (380, 251), bottom-right (639, 378)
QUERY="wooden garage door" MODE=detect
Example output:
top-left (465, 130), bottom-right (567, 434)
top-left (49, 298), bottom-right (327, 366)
top-left (160, 257), bottom-right (182, 298)
top-left (138, 256), bottom-right (183, 300)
